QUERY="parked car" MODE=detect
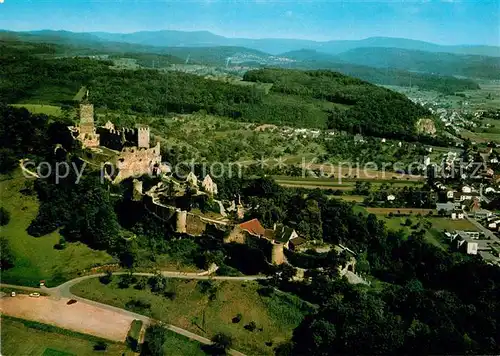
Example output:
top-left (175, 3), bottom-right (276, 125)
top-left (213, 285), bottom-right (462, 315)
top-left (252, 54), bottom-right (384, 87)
top-left (29, 292), bottom-right (40, 298)
top-left (10, 292), bottom-right (16, 297)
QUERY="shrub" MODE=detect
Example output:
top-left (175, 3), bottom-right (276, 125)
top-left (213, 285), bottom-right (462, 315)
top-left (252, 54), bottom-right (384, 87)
top-left (93, 341), bottom-right (107, 351)
top-left (54, 237), bottom-right (67, 250)
top-left (197, 280), bottom-right (218, 301)
top-left (118, 273), bottom-right (137, 289)
top-left (125, 299), bottom-right (151, 313)
top-left (232, 313), bottom-right (243, 324)
top-left (99, 270), bottom-right (113, 285)
top-left (0, 237), bottom-right (15, 270)
top-left (210, 332), bottom-right (233, 354)
top-left (216, 264), bottom-right (243, 276)
top-left (164, 290), bottom-right (176, 300)
top-left (134, 278), bottom-right (147, 290)
top-left (0, 207), bottom-right (10, 226)
top-left (143, 324), bottom-right (168, 356)
top-left (244, 321), bottom-right (257, 332)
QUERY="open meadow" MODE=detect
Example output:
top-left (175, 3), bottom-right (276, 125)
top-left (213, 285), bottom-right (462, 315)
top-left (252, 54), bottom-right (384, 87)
top-left (359, 206), bottom-right (479, 249)
top-left (0, 170), bottom-right (115, 286)
top-left (0, 316), bottom-right (130, 356)
top-left (71, 277), bottom-right (313, 355)
top-left (11, 104), bottom-right (63, 117)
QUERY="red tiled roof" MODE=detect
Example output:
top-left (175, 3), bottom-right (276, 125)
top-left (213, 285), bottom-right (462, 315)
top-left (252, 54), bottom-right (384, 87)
top-left (239, 218), bottom-right (266, 237)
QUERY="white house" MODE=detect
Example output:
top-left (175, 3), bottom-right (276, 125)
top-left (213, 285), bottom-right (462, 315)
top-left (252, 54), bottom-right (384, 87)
top-left (201, 175), bottom-right (218, 195)
top-left (462, 185), bottom-right (472, 193)
top-left (451, 231), bottom-right (479, 255)
top-left (387, 194), bottom-right (396, 201)
top-left (475, 209), bottom-right (493, 219)
top-left (186, 172), bottom-right (198, 186)
top-left (487, 221), bottom-right (499, 230)
top-left (451, 210), bottom-right (464, 220)
top-left (485, 187), bottom-right (496, 194)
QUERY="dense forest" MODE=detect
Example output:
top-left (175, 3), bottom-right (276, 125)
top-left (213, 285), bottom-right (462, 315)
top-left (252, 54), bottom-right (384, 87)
top-left (244, 68), bottom-right (431, 139)
top-left (2, 42), bottom-right (435, 140)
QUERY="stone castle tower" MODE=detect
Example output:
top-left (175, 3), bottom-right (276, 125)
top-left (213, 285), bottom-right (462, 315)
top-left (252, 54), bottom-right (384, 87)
top-left (137, 126), bottom-right (150, 148)
top-left (271, 242), bottom-right (285, 265)
top-left (176, 210), bottom-right (187, 234)
top-left (79, 102), bottom-right (95, 135)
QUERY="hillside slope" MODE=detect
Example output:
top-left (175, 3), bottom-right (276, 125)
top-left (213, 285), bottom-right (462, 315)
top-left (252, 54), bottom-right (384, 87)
top-left (243, 68), bottom-right (431, 139)
top-left (1, 42), bottom-right (431, 141)
top-left (335, 47), bottom-right (500, 79)
top-left (87, 30), bottom-right (500, 57)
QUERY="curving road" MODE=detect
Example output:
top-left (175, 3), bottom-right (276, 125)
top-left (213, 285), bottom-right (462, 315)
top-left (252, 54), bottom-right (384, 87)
top-left (1, 271), bottom-right (265, 356)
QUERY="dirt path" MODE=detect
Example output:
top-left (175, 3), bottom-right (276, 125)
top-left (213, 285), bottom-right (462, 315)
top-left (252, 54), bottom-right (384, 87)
top-left (0, 295), bottom-right (136, 342)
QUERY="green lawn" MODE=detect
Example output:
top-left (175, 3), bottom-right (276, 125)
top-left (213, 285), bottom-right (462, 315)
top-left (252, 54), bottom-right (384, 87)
top-left (0, 171), bottom-right (116, 286)
top-left (11, 104), bottom-right (63, 117)
top-left (353, 204), bottom-right (477, 249)
top-left (274, 176), bottom-right (423, 191)
top-left (380, 215), bottom-right (477, 249)
top-left (71, 277), bottom-right (312, 355)
top-left (162, 329), bottom-right (208, 356)
top-left (0, 317), bottom-right (130, 356)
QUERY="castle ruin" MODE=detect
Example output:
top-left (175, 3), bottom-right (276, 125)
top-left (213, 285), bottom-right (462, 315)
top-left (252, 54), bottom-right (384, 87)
top-left (70, 93), bottom-right (166, 183)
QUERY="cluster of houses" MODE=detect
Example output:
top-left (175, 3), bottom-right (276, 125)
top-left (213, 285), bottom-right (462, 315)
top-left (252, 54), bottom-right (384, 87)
top-left (446, 230), bottom-right (500, 265)
top-left (435, 184), bottom-right (483, 219)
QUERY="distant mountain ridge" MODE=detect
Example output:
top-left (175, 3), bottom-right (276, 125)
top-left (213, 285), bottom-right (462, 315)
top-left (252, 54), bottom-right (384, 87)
top-left (90, 30), bottom-right (500, 57)
top-left (0, 29), bottom-right (496, 89)
top-left (5, 29), bottom-right (499, 57)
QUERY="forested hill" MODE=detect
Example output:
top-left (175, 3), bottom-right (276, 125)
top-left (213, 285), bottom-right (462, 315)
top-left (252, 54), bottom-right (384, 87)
top-left (1, 43), bottom-right (431, 140)
top-left (244, 69), bottom-right (431, 139)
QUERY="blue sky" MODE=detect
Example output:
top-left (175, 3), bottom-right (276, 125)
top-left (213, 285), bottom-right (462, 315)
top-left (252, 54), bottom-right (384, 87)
top-left (0, 0), bottom-right (499, 45)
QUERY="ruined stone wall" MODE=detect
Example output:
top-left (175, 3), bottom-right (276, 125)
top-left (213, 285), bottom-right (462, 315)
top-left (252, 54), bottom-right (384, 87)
top-left (225, 226), bottom-right (248, 244)
top-left (133, 179), bottom-right (143, 202)
top-left (124, 128), bottom-right (139, 147)
top-left (114, 145), bottom-right (161, 183)
top-left (186, 214), bottom-right (208, 236)
top-left (97, 127), bottom-right (125, 151)
top-left (137, 126), bottom-right (150, 148)
top-left (144, 195), bottom-right (176, 222)
top-left (338, 257), bottom-right (357, 276)
top-left (97, 127), bottom-right (140, 151)
top-left (80, 132), bottom-right (100, 148)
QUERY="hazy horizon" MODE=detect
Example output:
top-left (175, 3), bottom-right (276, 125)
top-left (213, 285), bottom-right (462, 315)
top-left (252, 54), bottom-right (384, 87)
top-left (5, 28), bottom-right (500, 48)
top-left (1, 0), bottom-right (499, 46)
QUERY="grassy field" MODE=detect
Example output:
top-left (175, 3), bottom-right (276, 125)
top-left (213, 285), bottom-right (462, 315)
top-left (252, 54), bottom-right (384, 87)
top-left (11, 104), bottom-right (63, 117)
top-left (365, 208), bottom-right (435, 215)
top-left (0, 316), bottom-right (130, 356)
top-left (381, 215), bottom-right (476, 249)
top-left (460, 129), bottom-right (500, 144)
top-left (162, 329), bottom-right (208, 356)
top-left (333, 195), bottom-right (366, 202)
top-left (355, 205), bottom-right (478, 249)
top-left (275, 176), bottom-right (423, 192)
top-left (71, 277), bottom-right (312, 355)
top-left (0, 170), bottom-right (116, 286)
